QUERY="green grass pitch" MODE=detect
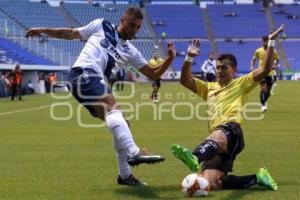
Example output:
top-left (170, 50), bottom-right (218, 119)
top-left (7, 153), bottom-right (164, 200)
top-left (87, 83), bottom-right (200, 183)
top-left (0, 81), bottom-right (299, 200)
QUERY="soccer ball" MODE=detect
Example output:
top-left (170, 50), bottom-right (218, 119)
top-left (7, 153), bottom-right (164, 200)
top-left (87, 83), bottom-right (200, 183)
top-left (181, 173), bottom-right (210, 197)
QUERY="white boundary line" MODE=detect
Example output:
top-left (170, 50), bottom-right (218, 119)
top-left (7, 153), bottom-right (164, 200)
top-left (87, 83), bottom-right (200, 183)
top-left (0, 87), bottom-right (151, 116)
top-left (0, 105), bottom-right (50, 116)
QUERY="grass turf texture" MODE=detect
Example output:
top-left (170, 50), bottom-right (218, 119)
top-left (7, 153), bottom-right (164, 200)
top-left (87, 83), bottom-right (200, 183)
top-left (0, 81), bottom-right (299, 200)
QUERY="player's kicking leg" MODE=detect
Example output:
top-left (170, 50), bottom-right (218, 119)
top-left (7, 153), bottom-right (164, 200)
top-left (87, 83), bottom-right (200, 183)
top-left (68, 67), bottom-right (164, 186)
top-left (171, 144), bottom-right (200, 172)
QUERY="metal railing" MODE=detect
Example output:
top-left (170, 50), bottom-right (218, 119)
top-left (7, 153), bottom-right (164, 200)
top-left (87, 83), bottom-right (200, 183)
top-left (0, 18), bottom-right (74, 66)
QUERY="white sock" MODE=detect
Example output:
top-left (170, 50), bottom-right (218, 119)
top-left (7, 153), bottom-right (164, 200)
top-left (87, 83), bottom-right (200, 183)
top-left (105, 110), bottom-right (139, 157)
top-left (113, 136), bottom-right (131, 179)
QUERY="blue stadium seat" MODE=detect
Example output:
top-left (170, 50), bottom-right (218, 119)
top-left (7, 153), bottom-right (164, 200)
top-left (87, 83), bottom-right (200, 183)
top-left (0, 0), bottom-right (68, 28)
top-left (282, 41), bottom-right (300, 71)
top-left (208, 4), bottom-right (269, 38)
top-left (271, 5), bottom-right (300, 37)
top-left (146, 4), bottom-right (207, 38)
top-left (130, 40), bottom-right (156, 61)
top-left (0, 37), bottom-right (55, 65)
top-left (62, 3), bottom-right (150, 38)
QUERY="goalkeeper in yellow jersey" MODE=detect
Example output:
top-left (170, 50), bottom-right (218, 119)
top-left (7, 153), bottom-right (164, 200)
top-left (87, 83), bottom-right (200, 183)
top-left (171, 25), bottom-right (285, 192)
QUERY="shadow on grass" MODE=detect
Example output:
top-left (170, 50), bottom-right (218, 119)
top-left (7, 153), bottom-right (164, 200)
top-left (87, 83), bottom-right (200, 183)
top-left (276, 180), bottom-right (300, 186)
top-left (218, 187), bottom-right (273, 200)
top-left (114, 184), bottom-right (180, 199)
top-left (114, 184), bottom-right (294, 199)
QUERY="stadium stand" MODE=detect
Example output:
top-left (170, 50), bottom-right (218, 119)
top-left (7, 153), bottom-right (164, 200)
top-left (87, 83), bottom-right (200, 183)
top-left (48, 39), bottom-right (85, 64)
top-left (62, 3), bottom-right (150, 38)
top-left (0, 11), bottom-right (24, 37)
top-left (0, 0), bottom-right (68, 65)
top-left (207, 4), bottom-right (269, 38)
top-left (0, 0), bottom-right (298, 73)
top-left (0, 15), bottom-right (59, 65)
top-left (0, 0), bottom-right (68, 28)
top-left (146, 4), bottom-right (207, 38)
top-left (271, 5), bottom-right (300, 37)
top-left (282, 41), bottom-right (300, 71)
top-left (0, 37), bottom-right (55, 65)
top-left (131, 40), bottom-right (156, 61)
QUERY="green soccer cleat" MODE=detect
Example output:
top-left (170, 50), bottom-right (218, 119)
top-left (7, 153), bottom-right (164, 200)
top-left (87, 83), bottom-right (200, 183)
top-left (170, 144), bottom-right (200, 172)
top-left (256, 167), bottom-right (278, 191)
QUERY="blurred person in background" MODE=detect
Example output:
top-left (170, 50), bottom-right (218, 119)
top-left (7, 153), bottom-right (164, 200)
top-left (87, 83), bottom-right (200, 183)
top-left (48, 72), bottom-right (57, 92)
top-left (201, 52), bottom-right (217, 82)
top-left (250, 36), bottom-right (279, 112)
top-left (10, 64), bottom-right (23, 101)
top-left (148, 52), bottom-right (164, 103)
top-left (116, 67), bottom-right (126, 91)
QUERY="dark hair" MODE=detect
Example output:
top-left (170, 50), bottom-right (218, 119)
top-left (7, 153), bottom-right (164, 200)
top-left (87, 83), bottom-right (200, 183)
top-left (262, 36), bottom-right (269, 42)
top-left (125, 7), bottom-right (143, 20)
top-left (217, 54), bottom-right (237, 68)
top-left (15, 64), bottom-right (21, 70)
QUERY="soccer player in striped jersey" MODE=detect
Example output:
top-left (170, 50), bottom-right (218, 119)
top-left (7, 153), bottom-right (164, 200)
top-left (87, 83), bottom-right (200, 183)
top-left (26, 7), bottom-right (176, 186)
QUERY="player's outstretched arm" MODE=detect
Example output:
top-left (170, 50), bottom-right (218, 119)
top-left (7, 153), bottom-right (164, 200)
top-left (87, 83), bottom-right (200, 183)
top-left (252, 24), bottom-right (285, 82)
top-left (180, 39), bottom-right (200, 93)
top-left (139, 42), bottom-right (176, 80)
top-left (26, 28), bottom-right (81, 40)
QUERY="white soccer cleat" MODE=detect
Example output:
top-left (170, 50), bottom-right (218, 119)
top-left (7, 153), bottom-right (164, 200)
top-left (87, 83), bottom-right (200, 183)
top-left (261, 105), bottom-right (267, 113)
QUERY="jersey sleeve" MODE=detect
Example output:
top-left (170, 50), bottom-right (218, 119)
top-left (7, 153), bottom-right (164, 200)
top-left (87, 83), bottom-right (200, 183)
top-left (129, 47), bottom-right (148, 69)
top-left (193, 78), bottom-right (208, 101)
top-left (236, 72), bottom-right (259, 94)
top-left (76, 18), bottom-right (103, 40)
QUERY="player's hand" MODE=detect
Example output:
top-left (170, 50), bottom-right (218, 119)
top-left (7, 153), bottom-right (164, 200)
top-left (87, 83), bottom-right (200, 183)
top-left (167, 42), bottom-right (176, 59)
top-left (25, 28), bottom-right (42, 38)
top-left (268, 24), bottom-right (285, 40)
top-left (187, 39), bottom-right (200, 57)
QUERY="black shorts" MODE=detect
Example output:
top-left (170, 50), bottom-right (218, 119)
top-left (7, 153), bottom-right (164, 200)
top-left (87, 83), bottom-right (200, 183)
top-left (202, 122), bottom-right (245, 174)
top-left (152, 78), bottom-right (161, 88)
top-left (260, 76), bottom-right (274, 88)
